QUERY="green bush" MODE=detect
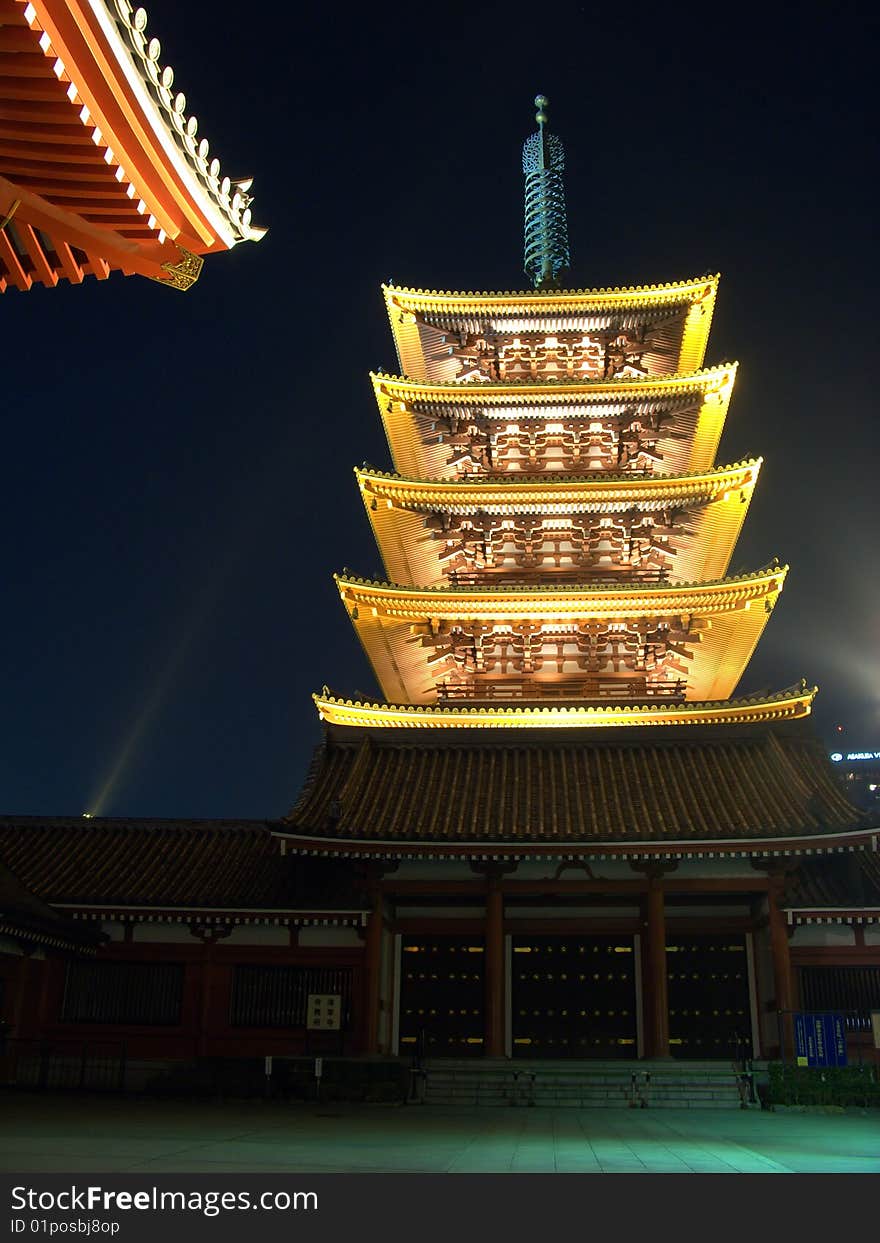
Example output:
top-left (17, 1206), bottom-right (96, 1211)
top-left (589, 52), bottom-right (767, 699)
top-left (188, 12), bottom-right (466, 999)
top-left (767, 1063), bottom-right (880, 1107)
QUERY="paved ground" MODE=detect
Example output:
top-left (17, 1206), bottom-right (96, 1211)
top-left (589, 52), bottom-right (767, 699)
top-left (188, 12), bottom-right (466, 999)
top-left (0, 1094), bottom-right (878, 1173)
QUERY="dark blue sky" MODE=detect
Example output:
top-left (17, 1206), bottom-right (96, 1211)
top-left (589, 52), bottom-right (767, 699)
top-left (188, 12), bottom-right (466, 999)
top-left (2, 3), bottom-right (877, 817)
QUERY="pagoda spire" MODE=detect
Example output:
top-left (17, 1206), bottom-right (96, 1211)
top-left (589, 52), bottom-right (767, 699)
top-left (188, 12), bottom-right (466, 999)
top-left (522, 94), bottom-right (571, 289)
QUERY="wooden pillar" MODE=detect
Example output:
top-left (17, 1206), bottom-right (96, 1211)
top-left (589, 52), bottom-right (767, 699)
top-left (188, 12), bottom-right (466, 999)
top-left (363, 891), bottom-right (383, 1055)
top-left (644, 876), bottom-right (670, 1058)
top-left (10, 952), bottom-right (33, 1040)
top-left (750, 861), bottom-right (795, 1057)
top-left (484, 880), bottom-right (504, 1058)
top-left (35, 955), bottom-right (54, 1036)
top-left (767, 878), bottom-right (794, 1055)
top-left (197, 940), bottom-right (215, 1058)
top-left (193, 926), bottom-right (230, 1058)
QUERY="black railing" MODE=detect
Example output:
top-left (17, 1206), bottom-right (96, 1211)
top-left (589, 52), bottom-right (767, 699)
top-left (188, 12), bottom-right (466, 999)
top-left (2, 1038), bottom-right (127, 1092)
top-left (447, 567), bottom-right (670, 587)
top-left (437, 677), bottom-right (687, 704)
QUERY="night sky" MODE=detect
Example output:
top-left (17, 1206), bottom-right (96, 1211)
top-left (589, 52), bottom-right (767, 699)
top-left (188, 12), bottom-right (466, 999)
top-left (3, 3), bottom-right (877, 819)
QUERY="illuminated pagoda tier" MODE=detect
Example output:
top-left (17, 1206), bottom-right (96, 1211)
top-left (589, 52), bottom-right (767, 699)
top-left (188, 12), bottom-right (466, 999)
top-left (356, 459), bottom-right (759, 589)
top-left (0, 0), bottom-right (264, 293)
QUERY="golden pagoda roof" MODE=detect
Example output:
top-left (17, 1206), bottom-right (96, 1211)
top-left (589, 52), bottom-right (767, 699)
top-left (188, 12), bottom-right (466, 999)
top-left (372, 365), bottom-right (737, 479)
top-left (314, 683), bottom-right (817, 731)
top-left (384, 276), bottom-right (719, 380)
top-left (335, 565), bottom-right (788, 705)
top-left (357, 460), bottom-right (761, 588)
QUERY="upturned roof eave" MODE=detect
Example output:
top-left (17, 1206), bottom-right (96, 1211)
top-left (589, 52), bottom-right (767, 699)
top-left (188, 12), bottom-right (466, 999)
top-left (271, 825), bottom-right (880, 861)
top-left (382, 274), bottom-right (719, 311)
top-left (371, 363), bottom-right (737, 403)
top-left (355, 458), bottom-right (761, 510)
top-left (312, 684), bottom-right (816, 731)
top-left (335, 563), bottom-right (787, 605)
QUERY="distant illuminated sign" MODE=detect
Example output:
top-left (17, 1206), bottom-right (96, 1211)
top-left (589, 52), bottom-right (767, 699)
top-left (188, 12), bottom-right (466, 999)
top-left (829, 750), bottom-right (880, 763)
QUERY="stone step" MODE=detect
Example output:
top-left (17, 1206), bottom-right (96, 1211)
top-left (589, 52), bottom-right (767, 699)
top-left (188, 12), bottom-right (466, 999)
top-left (420, 1103), bottom-right (740, 1113)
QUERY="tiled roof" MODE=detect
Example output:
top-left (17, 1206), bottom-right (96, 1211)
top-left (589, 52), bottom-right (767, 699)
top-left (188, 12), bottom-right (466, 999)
top-left (284, 722), bottom-right (866, 846)
top-left (786, 852), bottom-right (880, 911)
top-left (0, 817), bottom-right (356, 911)
top-left (0, 859), bottom-right (103, 950)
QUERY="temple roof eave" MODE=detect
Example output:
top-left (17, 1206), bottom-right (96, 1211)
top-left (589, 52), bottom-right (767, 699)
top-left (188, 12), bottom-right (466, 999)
top-left (51, 902), bottom-right (368, 927)
top-left (271, 826), bottom-right (880, 863)
top-left (371, 363), bottom-right (738, 405)
top-left (29, 0), bottom-right (264, 248)
top-left (382, 275), bottom-right (719, 314)
top-left (335, 564), bottom-right (788, 616)
top-left (355, 458), bottom-right (762, 512)
top-left (1, 1), bottom-right (264, 294)
top-left (313, 683), bottom-right (817, 731)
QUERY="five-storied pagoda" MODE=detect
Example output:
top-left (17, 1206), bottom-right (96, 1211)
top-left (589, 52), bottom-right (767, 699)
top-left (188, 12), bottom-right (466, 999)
top-left (279, 97), bottom-right (875, 1062)
top-left (2, 95), bottom-right (877, 1077)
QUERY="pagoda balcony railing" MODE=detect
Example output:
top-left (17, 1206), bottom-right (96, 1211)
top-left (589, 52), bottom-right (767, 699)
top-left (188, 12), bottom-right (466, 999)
top-left (446, 566), bottom-right (670, 587)
top-left (435, 676), bottom-right (687, 704)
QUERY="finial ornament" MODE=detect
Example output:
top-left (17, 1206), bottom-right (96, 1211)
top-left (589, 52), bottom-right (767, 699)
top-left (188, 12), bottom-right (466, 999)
top-left (522, 94), bottom-right (570, 289)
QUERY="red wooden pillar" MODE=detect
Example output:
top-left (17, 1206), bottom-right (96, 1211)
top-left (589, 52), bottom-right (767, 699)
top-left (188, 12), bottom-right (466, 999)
top-left (363, 892), bottom-right (383, 1055)
top-left (10, 953), bottom-right (33, 1039)
top-left (197, 941), bottom-right (215, 1057)
top-left (193, 927), bottom-right (231, 1057)
top-left (644, 875), bottom-right (670, 1058)
top-left (767, 878), bottom-right (794, 1055)
top-left (484, 880), bottom-right (505, 1057)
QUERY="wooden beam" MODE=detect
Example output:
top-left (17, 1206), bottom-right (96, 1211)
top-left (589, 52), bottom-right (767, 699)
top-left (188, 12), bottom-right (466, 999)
top-left (19, 185), bottom-right (136, 201)
top-left (664, 876), bottom-right (771, 894)
top-left (381, 875), bottom-right (771, 897)
top-left (0, 52), bottom-right (56, 77)
top-left (1, 79), bottom-right (68, 102)
top-left (0, 227), bottom-right (31, 290)
top-left (0, 28), bottom-right (39, 53)
top-left (379, 879), bottom-right (484, 895)
top-left (5, 160), bottom-right (118, 184)
top-left (82, 251), bottom-right (109, 280)
top-left (0, 120), bottom-right (100, 145)
top-left (1, 101), bottom-right (84, 123)
top-left (0, 175), bottom-right (182, 285)
top-left (54, 238), bottom-right (83, 283)
top-left (0, 139), bottom-right (111, 164)
top-left (18, 220), bottom-right (57, 286)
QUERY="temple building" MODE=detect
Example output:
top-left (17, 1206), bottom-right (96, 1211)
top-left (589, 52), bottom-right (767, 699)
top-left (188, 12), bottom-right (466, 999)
top-left (0, 0), bottom-right (263, 293)
top-left (1, 98), bottom-right (878, 1084)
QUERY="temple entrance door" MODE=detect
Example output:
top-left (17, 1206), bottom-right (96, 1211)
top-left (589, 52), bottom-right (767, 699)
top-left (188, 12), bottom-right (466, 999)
top-left (511, 934), bottom-right (637, 1058)
top-left (398, 935), bottom-right (485, 1057)
top-left (666, 934), bottom-right (752, 1058)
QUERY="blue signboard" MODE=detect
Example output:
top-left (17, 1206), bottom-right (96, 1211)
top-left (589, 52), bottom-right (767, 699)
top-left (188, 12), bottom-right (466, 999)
top-left (794, 1012), bottom-right (848, 1067)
